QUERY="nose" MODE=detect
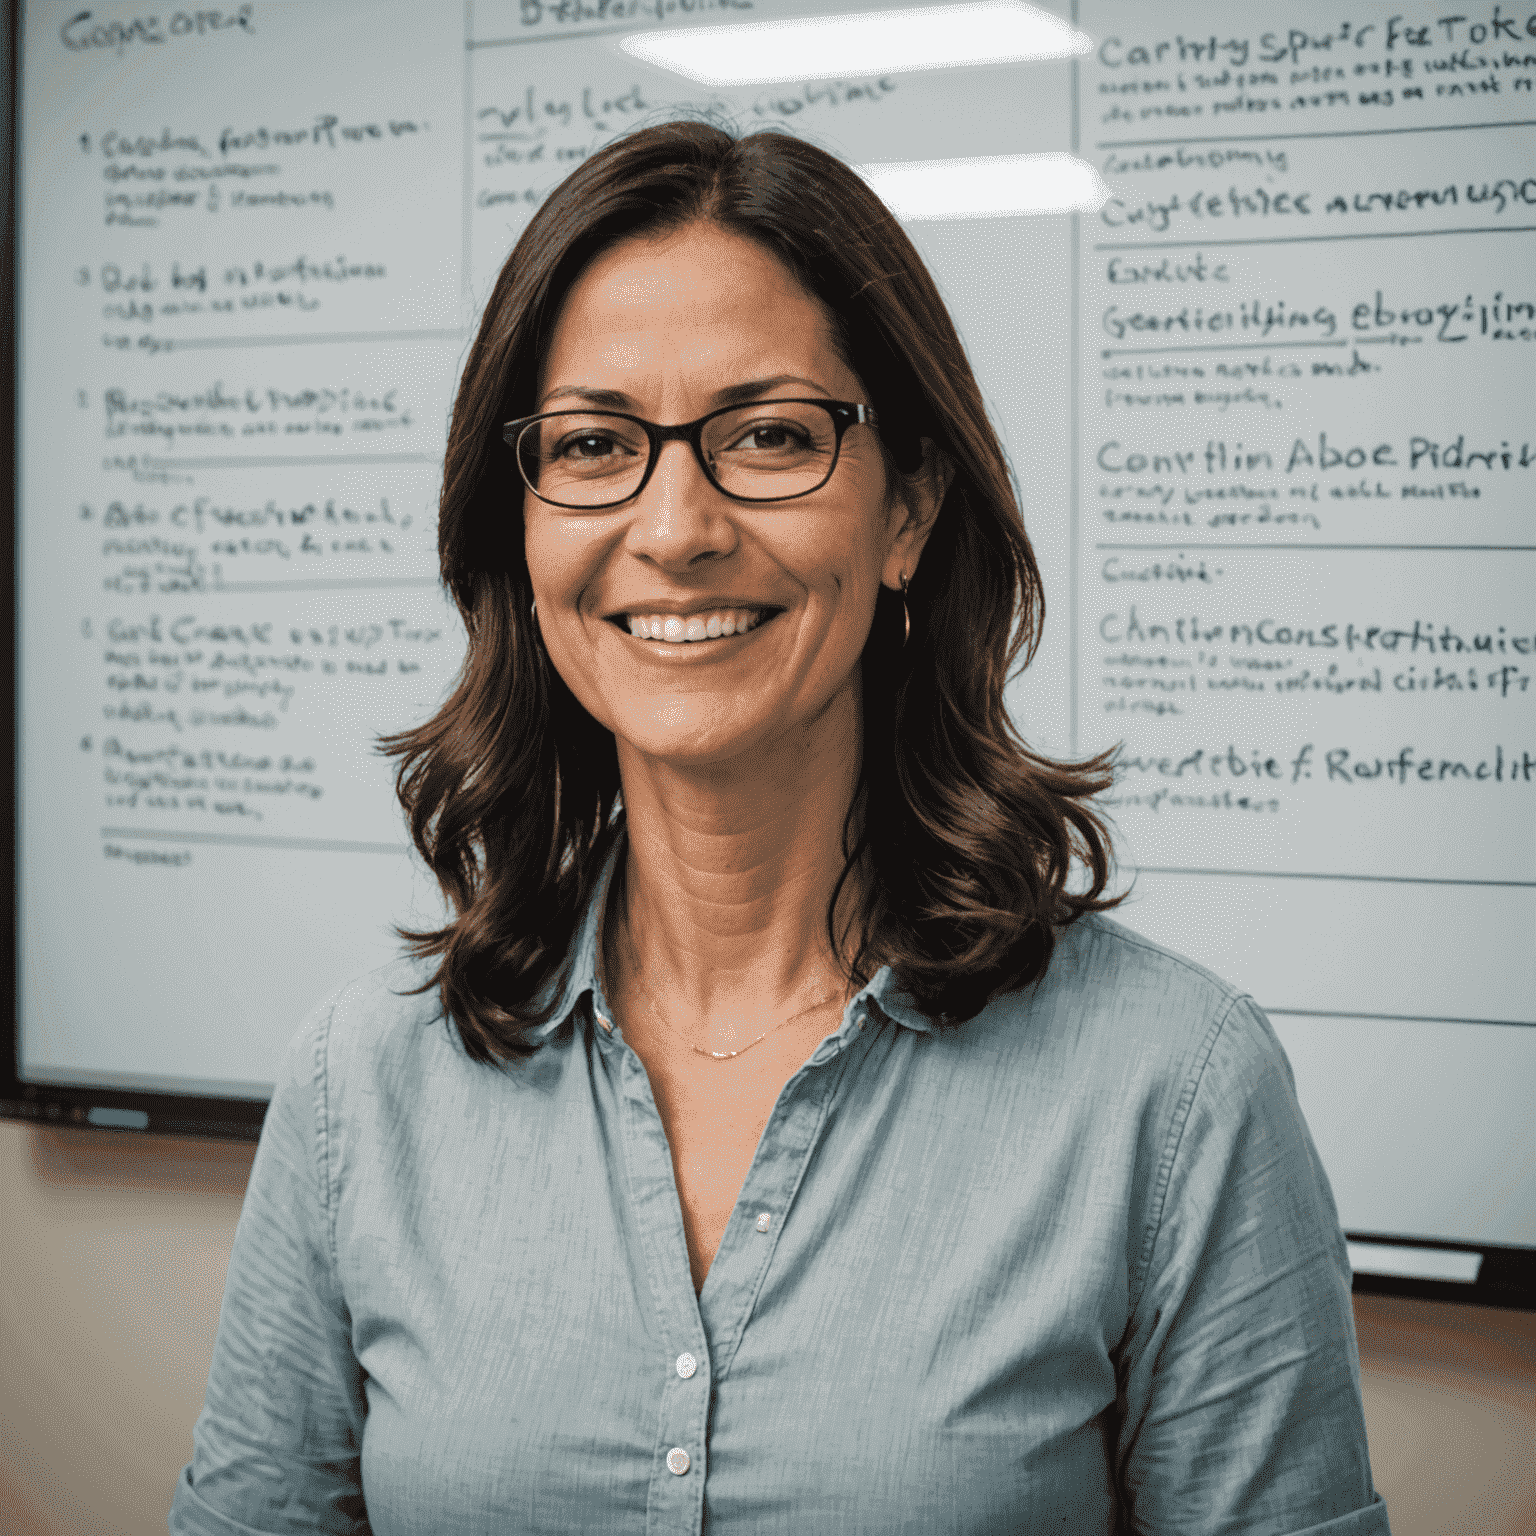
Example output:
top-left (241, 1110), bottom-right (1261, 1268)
top-left (623, 436), bottom-right (738, 570)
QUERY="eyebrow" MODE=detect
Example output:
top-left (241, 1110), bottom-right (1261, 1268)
top-left (537, 374), bottom-right (830, 411)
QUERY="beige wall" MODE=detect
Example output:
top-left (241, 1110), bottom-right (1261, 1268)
top-left (3, 1120), bottom-right (1533, 1536)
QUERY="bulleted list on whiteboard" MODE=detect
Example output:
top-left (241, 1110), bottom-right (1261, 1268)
top-left (18, 2), bottom-right (470, 1087)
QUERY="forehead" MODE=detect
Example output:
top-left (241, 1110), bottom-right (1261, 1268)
top-left (536, 223), bottom-right (851, 396)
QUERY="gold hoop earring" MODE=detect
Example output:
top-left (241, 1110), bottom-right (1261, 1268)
top-left (899, 573), bottom-right (910, 647)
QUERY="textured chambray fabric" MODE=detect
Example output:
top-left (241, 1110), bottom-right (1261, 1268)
top-left (170, 839), bottom-right (1391, 1535)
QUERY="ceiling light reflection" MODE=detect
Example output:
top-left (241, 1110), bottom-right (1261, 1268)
top-left (855, 152), bottom-right (1107, 220)
top-left (618, 2), bottom-right (1091, 86)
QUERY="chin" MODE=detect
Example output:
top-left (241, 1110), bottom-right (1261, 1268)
top-left (618, 702), bottom-right (779, 770)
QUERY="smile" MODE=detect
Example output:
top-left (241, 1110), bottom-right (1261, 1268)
top-left (615, 607), bottom-right (780, 645)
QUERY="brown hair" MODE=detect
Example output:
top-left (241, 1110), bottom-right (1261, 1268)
top-left (383, 118), bottom-right (1120, 1062)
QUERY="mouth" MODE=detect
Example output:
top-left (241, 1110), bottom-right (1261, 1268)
top-left (607, 606), bottom-right (784, 646)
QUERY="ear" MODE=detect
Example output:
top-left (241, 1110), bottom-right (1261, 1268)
top-left (882, 437), bottom-right (955, 590)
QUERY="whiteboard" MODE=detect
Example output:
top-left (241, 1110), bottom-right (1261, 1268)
top-left (1068, 0), bottom-right (1535, 1259)
top-left (9, 0), bottom-right (1533, 1267)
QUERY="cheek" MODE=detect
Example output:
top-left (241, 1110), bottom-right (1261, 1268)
top-left (524, 522), bottom-right (610, 698)
top-left (785, 487), bottom-right (893, 587)
top-left (536, 609), bottom-right (623, 737)
top-left (802, 518), bottom-right (888, 612)
top-left (798, 548), bottom-right (885, 683)
top-left (525, 510), bottom-right (600, 604)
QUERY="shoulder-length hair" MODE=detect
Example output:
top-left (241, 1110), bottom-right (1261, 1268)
top-left (383, 118), bottom-right (1120, 1063)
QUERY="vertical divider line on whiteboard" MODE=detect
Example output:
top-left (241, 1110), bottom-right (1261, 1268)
top-left (1067, 0), bottom-right (1080, 759)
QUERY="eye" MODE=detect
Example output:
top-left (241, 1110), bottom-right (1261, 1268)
top-left (726, 420), bottom-right (813, 453)
top-left (556, 431), bottom-right (629, 461)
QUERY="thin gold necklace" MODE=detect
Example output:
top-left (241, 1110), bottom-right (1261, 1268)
top-left (614, 914), bottom-right (853, 1060)
top-left (635, 971), bottom-right (851, 1059)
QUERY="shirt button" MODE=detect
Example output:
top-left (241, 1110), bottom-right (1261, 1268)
top-left (755, 1212), bottom-right (771, 1233)
top-left (675, 1352), bottom-right (697, 1379)
top-left (666, 1447), bottom-right (691, 1475)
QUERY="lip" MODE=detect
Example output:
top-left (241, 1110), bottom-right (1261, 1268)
top-left (607, 607), bottom-right (785, 649)
top-left (602, 601), bottom-right (784, 622)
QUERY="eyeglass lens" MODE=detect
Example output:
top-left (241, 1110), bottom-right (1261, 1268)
top-left (517, 403), bottom-right (840, 507)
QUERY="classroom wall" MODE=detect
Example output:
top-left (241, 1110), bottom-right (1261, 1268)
top-left (2, 1120), bottom-right (1532, 1536)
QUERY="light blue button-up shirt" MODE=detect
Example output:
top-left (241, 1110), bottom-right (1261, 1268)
top-left (170, 839), bottom-right (1391, 1534)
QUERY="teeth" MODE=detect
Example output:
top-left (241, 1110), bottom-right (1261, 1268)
top-left (625, 608), bottom-right (767, 643)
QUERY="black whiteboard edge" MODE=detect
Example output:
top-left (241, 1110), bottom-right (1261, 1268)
top-left (1346, 1234), bottom-right (1536, 1313)
top-left (1, 1086), bottom-right (266, 1142)
top-left (1348, 1270), bottom-right (1535, 1313)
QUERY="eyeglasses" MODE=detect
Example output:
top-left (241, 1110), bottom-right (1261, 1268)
top-left (502, 398), bottom-right (878, 510)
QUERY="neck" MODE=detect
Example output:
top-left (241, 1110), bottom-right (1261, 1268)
top-left (606, 677), bottom-right (865, 1028)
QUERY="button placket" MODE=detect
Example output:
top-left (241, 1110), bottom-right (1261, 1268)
top-left (694, 1026), bottom-right (871, 1397)
top-left (615, 1065), bottom-right (710, 1531)
top-left (630, 997), bottom-right (876, 1529)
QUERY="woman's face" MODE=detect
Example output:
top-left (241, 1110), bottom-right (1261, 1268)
top-left (524, 220), bottom-right (945, 771)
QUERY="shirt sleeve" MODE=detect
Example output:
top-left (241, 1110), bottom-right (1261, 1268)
top-left (169, 1000), bottom-right (370, 1536)
top-left (1115, 993), bottom-right (1392, 1536)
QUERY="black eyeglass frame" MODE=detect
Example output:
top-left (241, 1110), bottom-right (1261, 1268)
top-left (501, 398), bottom-right (880, 509)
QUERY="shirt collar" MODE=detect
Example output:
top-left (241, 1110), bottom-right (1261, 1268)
top-left (530, 833), bottom-right (936, 1042)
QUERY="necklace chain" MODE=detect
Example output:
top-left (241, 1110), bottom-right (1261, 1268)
top-left (612, 907), bottom-right (853, 1060)
top-left (633, 969), bottom-right (851, 1059)
top-left (632, 958), bottom-right (854, 1056)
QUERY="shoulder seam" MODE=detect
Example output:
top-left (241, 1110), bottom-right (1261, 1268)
top-left (1081, 917), bottom-right (1245, 1008)
top-left (1132, 989), bottom-right (1252, 1318)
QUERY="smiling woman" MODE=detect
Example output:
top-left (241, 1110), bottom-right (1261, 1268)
top-left (169, 120), bottom-right (1392, 1536)
top-left (395, 123), bottom-right (1121, 1053)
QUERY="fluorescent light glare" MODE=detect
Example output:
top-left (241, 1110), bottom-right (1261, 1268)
top-left (855, 152), bottom-right (1106, 220)
top-left (1346, 1242), bottom-right (1482, 1283)
top-left (618, 2), bottom-right (1090, 86)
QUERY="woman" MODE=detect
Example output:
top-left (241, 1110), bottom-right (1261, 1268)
top-left (170, 121), bottom-right (1391, 1534)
